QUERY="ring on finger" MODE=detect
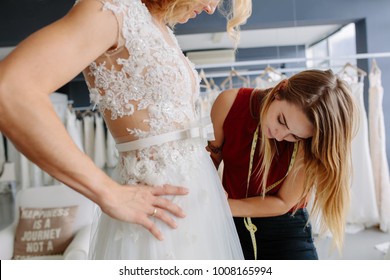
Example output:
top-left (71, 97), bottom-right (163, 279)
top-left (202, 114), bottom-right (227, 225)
top-left (151, 208), bottom-right (158, 217)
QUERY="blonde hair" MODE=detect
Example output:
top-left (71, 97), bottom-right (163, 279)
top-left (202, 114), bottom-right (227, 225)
top-left (219, 0), bottom-right (252, 47)
top-left (258, 69), bottom-right (358, 252)
top-left (143, 0), bottom-right (252, 47)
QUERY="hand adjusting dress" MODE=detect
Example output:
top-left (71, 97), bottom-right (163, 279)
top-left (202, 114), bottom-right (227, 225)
top-left (79, 0), bottom-right (243, 259)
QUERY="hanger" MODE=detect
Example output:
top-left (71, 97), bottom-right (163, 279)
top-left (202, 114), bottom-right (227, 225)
top-left (338, 62), bottom-right (367, 83)
top-left (258, 65), bottom-right (283, 81)
top-left (370, 58), bottom-right (380, 75)
top-left (71, 103), bottom-right (96, 117)
top-left (208, 78), bottom-right (219, 90)
top-left (220, 68), bottom-right (249, 89)
top-left (67, 100), bottom-right (74, 111)
top-left (199, 69), bottom-right (212, 91)
top-left (254, 65), bottom-right (283, 85)
top-left (252, 65), bottom-right (283, 87)
top-left (339, 62), bottom-right (367, 78)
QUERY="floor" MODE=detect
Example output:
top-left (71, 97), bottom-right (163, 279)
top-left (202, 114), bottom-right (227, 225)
top-left (315, 226), bottom-right (390, 260)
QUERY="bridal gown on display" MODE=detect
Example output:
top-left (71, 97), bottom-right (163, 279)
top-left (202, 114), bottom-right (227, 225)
top-left (78, 0), bottom-right (243, 259)
top-left (368, 66), bottom-right (390, 232)
top-left (345, 79), bottom-right (379, 231)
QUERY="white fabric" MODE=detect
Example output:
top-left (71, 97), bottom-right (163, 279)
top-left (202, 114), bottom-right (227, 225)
top-left (347, 81), bottom-right (379, 230)
top-left (198, 86), bottom-right (221, 119)
top-left (5, 140), bottom-right (24, 188)
top-left (106, 131), bottom-right (118, 169)
top-left (368, 68), bottom-right (390, 232)
top-left (0, 162), bottom-right (15, 184)
top-left (375, 241), bottom-right (390, 255)
top-left (93, 114), bottom-right (106, 168)
top-left (66, 108), bottom-right (85, 152)
top-left (42, 171), bottom-right (54, 186)
top-left (29, 163), bottom-right (43, 187)
top-left (386, 244), bottom-right (390, 260)
top-left (91, 138), bottom-right (242, 259)
top-left (63, 224), bottom-right (92, 260)
top-left (82, 0), bottom-right (243, 259)
top-left (50, 92), bottom-right (68, 124)
top-left (19, 154), bottom-right (30, 189)
top-left (116, 118), bottom-right (214, 152)
top-left (0, 224), bottom-right (14, 259)
top-left (83, 115), bottom-right (95, 159)
top-left (76, 118), bottom-right (84, 148)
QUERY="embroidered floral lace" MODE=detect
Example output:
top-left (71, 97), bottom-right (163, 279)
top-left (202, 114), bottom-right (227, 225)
top-left (79, 0), bottom-right (203, 184)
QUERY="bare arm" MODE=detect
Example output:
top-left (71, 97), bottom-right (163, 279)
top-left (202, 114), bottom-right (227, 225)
top-left (229, 143), bottom-right (306, 217)
top-left (207, 88), bottom-right (240, 168)
top-left (0, 1), bottom-right (187, 240)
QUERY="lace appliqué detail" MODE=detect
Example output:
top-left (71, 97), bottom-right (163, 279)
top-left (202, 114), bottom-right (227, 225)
top-left (84, 0), bottom-right (205, 213)
top-left (118, 139), bottom-right (203, 186)
top-left (84, 0), bottom-right (200, 137)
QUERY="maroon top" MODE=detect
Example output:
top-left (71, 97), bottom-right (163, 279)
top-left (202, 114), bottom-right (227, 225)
top-left (221, 88), bottom-right (297, 203)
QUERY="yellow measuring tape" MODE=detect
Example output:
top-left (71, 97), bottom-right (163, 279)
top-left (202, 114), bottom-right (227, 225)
top-left (244, 125), bottom-right (298, 260)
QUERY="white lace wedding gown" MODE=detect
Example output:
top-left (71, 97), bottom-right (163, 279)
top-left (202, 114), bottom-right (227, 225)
top-left (346, 80), bottom-right (379, 230)
top-left (78, 0), bottom-right (243, 259)
top-left (369, 67), bottom-right (390, 232)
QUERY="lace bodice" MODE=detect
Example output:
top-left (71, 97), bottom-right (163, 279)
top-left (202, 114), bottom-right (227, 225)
top-left (81, 0), bottom-right (201, 141)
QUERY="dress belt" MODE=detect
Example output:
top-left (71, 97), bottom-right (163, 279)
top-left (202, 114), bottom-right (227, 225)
top-left (115, 119), bottom-right (215, 152)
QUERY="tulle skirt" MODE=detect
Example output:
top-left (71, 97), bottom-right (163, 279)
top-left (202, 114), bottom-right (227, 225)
top-left (88, 138), bottom-right (244, 259)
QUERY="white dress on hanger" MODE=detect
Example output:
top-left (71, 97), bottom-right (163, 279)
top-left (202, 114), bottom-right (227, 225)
top-left (106, 130), bottom-right (118, 169)
top-left (198, 82), bottom-right (221, 119)
top-left (93, 113), bottom-right (106, 169)
top-left (83, 115), bottom-right (95, 160)
top-left (369, 67), bottom-right (390, 232)
top-left (80, 0), bottom-right (243, 259)
top-left (50, 92), bottom-right (68, 124)
top-left (66, 108), bottom-right (84, 152)
top-left (76, 118), bottom-right (84, 150)
top-left (29, 163), bottom-right (43, 187)
top-left (346, 79), bottom-right (379, 231)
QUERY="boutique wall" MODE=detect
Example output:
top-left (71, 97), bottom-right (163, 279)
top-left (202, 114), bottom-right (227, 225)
top-left (1, 0), bottom-right (390, 162)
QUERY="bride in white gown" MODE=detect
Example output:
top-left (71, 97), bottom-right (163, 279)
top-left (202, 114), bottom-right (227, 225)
top-left (79, 0), bottom-right (247, 259)
top-left (0, 0), bottom-right (251, 260)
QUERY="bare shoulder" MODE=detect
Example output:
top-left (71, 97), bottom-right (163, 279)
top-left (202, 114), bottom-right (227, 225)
top-left (212, 88), bottom-right (240, 116)
top-left (210, 88), bottom-right (240, 127)
top-left (67, 0), bottom-right (117, 24)
top-left (58, 0), bottom-right (119, 63)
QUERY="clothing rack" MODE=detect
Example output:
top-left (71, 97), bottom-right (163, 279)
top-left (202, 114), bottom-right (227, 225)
top-left (71, 105), bottom-right (96, 112)
top-left (195, 52), bottom-right (390, 78)
top-left (201, 66), bottom-right (331, 79)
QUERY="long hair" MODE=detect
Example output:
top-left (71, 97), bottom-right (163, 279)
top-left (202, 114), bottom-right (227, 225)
top-left (143, 0), bottom-right (252, 47)
top-left (258, 69), bottom-right (358, 252)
